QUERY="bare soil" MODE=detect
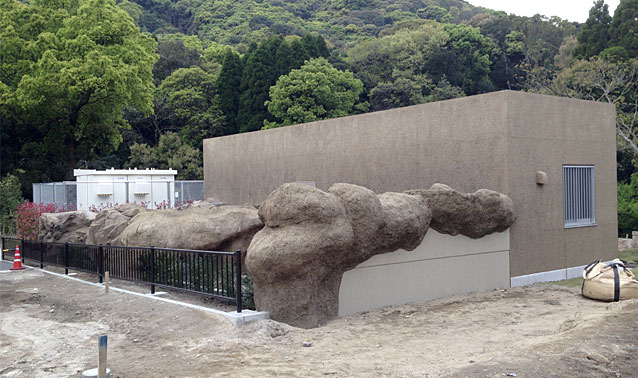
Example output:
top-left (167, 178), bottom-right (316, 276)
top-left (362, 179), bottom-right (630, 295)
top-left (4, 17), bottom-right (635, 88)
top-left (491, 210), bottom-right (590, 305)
top-left (1, 266), bottom-right (638, 378)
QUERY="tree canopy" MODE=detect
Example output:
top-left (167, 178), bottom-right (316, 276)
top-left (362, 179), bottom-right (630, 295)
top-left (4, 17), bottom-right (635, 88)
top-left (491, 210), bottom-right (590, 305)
top-left (126, 132), bottom-right (203, 180)
top-left (573, 0), bottom-right (612, 59)
top-left (157, 66), bottom-right (227, 148)
top-left (5, 0), bottom-right (636, 206)
top-left (0, 0), bottom-right (158, 181)
top-left (264, 57), bottom-right (364, 128)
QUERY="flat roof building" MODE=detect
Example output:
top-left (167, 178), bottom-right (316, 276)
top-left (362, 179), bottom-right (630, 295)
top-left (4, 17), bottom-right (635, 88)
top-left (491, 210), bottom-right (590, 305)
top-left (74, 168), bottom-right (177, 211)
top-left (203, 90), bottom-right (617, 286)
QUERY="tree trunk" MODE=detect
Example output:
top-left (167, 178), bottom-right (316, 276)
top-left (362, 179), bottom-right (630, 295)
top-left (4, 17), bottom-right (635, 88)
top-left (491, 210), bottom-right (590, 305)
top-left (65, 90), bottom-right (93, 180)
top-left (65, 138), bottom-right (77, 181)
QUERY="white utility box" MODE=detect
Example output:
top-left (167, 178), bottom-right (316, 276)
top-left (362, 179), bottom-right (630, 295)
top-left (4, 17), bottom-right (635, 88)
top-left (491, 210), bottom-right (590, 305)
top-left (74, 168), bottom-right (177, 211)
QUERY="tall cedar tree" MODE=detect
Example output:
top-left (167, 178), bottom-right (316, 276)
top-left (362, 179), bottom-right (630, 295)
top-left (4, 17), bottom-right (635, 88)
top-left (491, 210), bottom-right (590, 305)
top-left (609, 0), bottom-right (638, 58)
top-left (216, 50), bottom-right (243, 133)
top-left (236, 34), bottom-right (329, 133)
top-left (573, 0), bottom-right (612, 59)
top-left (237, 36), bottom-right (285, 133)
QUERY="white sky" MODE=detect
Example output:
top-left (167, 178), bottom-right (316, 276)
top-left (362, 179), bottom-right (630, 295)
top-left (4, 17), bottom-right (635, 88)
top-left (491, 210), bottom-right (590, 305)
top-left (467, 0), bottom-right (620, 23)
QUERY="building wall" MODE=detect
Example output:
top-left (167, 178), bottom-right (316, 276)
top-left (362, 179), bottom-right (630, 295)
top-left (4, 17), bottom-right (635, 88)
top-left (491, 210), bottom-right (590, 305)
top-left (203, 90), bottom-right (618, 278)
top-left (338, 230), bottom-right (510, 316)
top-left (504, 92), bottom-right (617, 276)
top-left (204, 92), bottom-right (510, 202)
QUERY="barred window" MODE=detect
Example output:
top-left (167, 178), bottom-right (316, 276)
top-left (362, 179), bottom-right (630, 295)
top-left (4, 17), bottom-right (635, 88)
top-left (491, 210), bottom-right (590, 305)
top-left (563, 165), bottom-right (596, 228)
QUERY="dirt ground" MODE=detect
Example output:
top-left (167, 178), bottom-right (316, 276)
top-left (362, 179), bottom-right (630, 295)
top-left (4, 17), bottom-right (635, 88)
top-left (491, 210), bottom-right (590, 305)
top-left (1, 265), bottom-right (638, 378)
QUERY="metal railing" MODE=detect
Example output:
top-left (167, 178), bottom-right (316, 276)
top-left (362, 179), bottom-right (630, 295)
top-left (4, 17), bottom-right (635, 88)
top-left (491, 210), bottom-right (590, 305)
top-left (1, 237), bottom-right (242, 312)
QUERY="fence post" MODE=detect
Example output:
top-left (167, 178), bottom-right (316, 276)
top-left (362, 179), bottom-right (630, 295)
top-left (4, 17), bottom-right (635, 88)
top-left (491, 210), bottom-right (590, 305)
top-left (21, 238), bottom-right (25, 263)
top-left (98, 244), bottom-right (104, 284)
top-left (40, 241), bottom-right (44, 269)
top-left (1, 236), bottom-right (4, 260)
top-left (150, 246), bottom-right (156, 295)
top-left (235, 250), bottom-right (242, 313)
top-left (64, 243), bottom-right (69, 275)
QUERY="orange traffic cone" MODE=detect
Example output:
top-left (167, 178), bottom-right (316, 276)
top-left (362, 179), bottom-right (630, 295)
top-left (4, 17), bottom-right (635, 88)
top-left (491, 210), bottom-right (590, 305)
top-left (10, 245), bottom-right (25, 270)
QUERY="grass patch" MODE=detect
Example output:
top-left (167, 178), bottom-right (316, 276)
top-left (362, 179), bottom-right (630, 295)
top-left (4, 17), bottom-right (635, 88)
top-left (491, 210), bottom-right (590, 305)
top-left (554, 268), bottom-right (638, 289)
top-left (556, 276), bottom-right (585, 288)
top-left (619, 249), bottom-right (638, 263)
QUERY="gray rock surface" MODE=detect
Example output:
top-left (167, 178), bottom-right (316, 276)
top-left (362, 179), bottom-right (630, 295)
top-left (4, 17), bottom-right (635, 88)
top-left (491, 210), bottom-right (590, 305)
top-left (39, 211), bottom-right (97, 243)
top-left (85, 204), bottom-right (147, 245)
top-left (246, 183), bottom-right (432, 329)
top-left (113, 205), bottom-right (263, 259)
top-left (406, 184), bottom-right (516, 239)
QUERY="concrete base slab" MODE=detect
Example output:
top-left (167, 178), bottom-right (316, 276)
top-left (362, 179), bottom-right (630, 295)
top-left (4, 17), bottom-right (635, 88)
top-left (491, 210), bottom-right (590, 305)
top-left (511, 265), bottom-right (587, 287)
top-left (150, 291), bottom-right (168, 297)
top-left (224, 310), bottom-right (271, 325)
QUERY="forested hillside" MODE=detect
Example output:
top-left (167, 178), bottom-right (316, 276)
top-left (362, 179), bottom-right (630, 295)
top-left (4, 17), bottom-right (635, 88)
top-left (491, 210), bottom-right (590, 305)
top-left (2, 0), bottom-right (638, 224)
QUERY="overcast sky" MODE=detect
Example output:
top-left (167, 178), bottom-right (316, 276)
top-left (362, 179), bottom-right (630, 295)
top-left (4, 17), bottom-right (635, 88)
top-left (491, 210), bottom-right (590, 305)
top-left (468, 0), bottom-right (620, 23)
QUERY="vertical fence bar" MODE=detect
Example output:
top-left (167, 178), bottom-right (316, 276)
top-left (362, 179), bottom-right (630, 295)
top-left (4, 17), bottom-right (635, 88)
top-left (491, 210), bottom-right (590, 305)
top-left (40, 242), bottom-right (44, 269)
top-left (65, 243), bottom-right (69, 274)
top-left (98, 244), bottom-right (104, 284)
top-left (150, 246), bottom-right (156, 294)
top-left (1, 237), bottom-right (4, 260)
top-left (21, 238), bottom-right (25, 263)
top-left (235, 250), bottom-right (242, 313)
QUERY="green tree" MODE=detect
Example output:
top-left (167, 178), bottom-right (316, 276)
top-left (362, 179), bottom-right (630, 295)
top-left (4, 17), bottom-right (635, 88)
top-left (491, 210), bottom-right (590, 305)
top-left (417, 6), bottom-right (452, 23)
top-left (346, 21), bottom-right (448, 96)
top-left (264, 57), bottom-right (363, 128)
top-left (118, 0), bottom-right (143, 26)
top-left (0, 174), bottom-right (24, 234)
top-left (0, 0), bottom-right (158, 181)
top-left (426, 77), bottom-right (466, 102)
top-left (301, 34), bottom-right (329, 58)
top-left (153, 39), bottom-right (202, 85)
top-left (236, 36), bottom-right (284, 133)
top-left (370, 74), bottom-right (432, 111)
top-left (201, 41), bottom-right (237, 73)
top-left (618, 172), bottom-right (638, 235)
top-left (532, 56), bottom-right (638, 153)
top-left (216, 49), bottom-right (244, 133)
top-left (609, 0), bottom-right (638, 58)
top-left (126, 132), bottom-right (203, 179)
top-left (237, 35), bottom-right (329, 133)
top-left (429, 23), bottom-right (497, 95)
top-left (158, 67), bottom-right (227, 148)
top-left (573, 0), bottom-right (612, 59)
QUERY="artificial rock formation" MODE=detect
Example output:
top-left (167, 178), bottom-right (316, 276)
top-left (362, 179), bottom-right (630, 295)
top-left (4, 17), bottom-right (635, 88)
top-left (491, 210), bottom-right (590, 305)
top-left (85, 204), bottom-right (148, 245)
top-left (39, 211), bottom-right (97, 243)
top-left (38, 202), bottom-right (264, 262)
top-left (406, 184), bottom-right (516, 239)
top-left (113, 204), bottom-right (263, 258)
top-left (247, 183), bottom-right (433, 328)
top-left (246, 182), bottom-right (516, 329)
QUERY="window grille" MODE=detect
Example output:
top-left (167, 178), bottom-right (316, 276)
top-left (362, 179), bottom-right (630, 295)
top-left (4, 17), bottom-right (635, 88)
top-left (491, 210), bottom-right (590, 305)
top-left (563, 165), bottom-right (595, 228)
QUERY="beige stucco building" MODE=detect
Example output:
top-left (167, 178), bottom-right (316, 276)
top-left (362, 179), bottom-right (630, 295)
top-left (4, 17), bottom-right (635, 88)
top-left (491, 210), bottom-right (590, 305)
top-left (203, 90), bottom-right (617, 286)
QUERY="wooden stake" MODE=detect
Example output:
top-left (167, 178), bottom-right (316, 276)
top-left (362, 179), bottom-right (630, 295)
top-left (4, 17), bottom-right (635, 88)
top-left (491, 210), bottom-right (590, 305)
top-left (104, 271), bottom-right (109, 293)
top-left (98, 334), bottom-right (107, 378)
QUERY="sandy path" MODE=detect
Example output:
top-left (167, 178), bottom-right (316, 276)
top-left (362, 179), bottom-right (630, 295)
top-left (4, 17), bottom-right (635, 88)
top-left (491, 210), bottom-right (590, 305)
top-left (1, 267), bottom-right (637, 377)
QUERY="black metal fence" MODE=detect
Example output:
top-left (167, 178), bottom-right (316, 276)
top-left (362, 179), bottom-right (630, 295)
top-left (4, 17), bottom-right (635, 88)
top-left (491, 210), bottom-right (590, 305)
top-left (1, 237), bottom-right (242, 312)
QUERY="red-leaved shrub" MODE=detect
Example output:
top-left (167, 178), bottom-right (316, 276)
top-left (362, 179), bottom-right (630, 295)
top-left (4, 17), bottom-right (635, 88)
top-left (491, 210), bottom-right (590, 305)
top-left (15, 202), bottom-right (72, 240)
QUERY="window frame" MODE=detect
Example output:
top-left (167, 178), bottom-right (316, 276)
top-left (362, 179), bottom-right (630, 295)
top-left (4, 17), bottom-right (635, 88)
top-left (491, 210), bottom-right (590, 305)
top-left (563, 165), bottom-right (596, 228)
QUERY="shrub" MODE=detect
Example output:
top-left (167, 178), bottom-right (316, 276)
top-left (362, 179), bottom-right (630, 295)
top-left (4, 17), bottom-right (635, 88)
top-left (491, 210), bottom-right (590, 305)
top-left (0, 174), bottom-right (24, 234)
top-left (242, 275), bottom-right (256, 310)
top-left (618, 173), bottom-right (638, 236)
top-left (15, 202), bottom-right (70, 240)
